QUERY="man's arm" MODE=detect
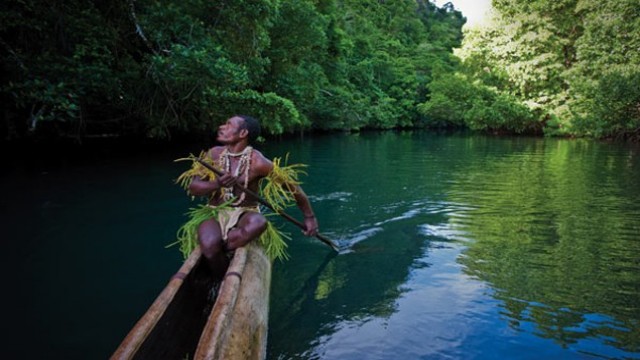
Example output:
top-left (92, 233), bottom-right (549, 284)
top-left (255, 152), bottom-right (319, 236)
top-left (292, 185), bottom-right (319, 237)
top-left (187, 147), bottom-right (230, 196)
top-left (188, 176), bottom-right (222, 196)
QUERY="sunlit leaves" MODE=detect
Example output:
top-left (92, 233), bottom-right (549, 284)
top-left (418, 73), bottom-right (537, 133)
top-left (428, 0), bottom-right (640, 139)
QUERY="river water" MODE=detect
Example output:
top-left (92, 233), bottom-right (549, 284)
top-left (2, 131), bottom-right (639, 359)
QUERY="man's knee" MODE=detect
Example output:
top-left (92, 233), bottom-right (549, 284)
top-left (229, 213), bottom-right (267, 246)
top-left (200, 237), bottom-right (222, 256)
top-left (198, 222), bottom-right (223, 257)
top-left (250, 214), bottom-right (268, 233)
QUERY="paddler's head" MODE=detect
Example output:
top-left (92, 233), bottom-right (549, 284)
top-left (216, 115), bottom-right (261, 145)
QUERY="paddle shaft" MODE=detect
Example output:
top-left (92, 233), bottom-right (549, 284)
top-left (195, 158), bottom-right (339, 252)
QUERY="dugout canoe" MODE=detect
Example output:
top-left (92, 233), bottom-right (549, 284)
top-left (111, 242), bottom-right (272, 360)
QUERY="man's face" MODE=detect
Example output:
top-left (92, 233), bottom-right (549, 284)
top-left (217, 116), bottom-right (247, 144)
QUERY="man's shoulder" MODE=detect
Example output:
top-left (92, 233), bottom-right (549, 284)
top-left (208, 146), bottom-right (225, 158)
top-left (250, 148), bottom-right (273, 174)
top-left (251, 147), bottom-right (268, 160)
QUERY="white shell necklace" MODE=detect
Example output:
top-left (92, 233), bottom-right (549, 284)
top-left (220, 146), bottom-right (253, 205)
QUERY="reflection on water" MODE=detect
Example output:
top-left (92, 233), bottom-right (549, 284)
top-left (266, 133), bottom-right (640, 359)
top-left (447, 139), bottom-right (640, 357)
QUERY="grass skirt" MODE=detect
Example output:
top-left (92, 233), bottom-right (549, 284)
top-left (171, 204), bottom-right (289, 261)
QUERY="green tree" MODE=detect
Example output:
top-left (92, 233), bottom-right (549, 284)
top-left (424, 0), bottom-right (640, 139)
top-left (1, 0), bottom-right (141, 140)
top-left (1, 0), bottom-right (466, 140)
top-left (569, 0), bottom-right (640, 139)
top-left (418, 72), bottom-right (538, 133)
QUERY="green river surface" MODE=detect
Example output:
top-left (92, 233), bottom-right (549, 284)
top-left (2, 131), bottom-right (639, 359)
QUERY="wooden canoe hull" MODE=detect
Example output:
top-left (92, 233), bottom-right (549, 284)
top-left (111, 242), bottom-right (271, 360)
top-left (195, 241), bottom-right (272, 360)
top-left (111, 246), bottom-right (213, 359)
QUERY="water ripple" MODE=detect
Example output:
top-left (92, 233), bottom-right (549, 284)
top-left (419, 223), bottom-right (472, 242)
top-left (309, 191), bottom-right (353, 202)
top-left (330, 227), bottom-right (384, 252)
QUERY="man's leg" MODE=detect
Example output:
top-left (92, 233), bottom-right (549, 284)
top-left (197, 218), bottom-right (228, 281)
top-left (226, 212), bottom-right (268, 251)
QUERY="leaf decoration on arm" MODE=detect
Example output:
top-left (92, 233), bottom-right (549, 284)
top-left (260, 154), bottom-right (308, 212)
top-left (174, 151), bottom-right (218, 191)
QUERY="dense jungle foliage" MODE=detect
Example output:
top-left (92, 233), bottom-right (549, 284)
top-left (0, 0), bottom-right (463, 141)
top-left (420, 0), bottom-right (640, 140)
top-left (1, 0), bottom-right (638, 141)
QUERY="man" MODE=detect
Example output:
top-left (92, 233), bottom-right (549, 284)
top-left (188, 115), bottom-right (319, 280)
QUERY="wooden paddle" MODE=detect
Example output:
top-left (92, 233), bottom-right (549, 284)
top-left (195, 157), bottom-right (340, 252)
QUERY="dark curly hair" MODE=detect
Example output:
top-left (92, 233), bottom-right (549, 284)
top-left (236, 114), bottom-right (261, 144)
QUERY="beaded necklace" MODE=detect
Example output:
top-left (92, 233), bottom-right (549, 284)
top-left (219, 146), bottom-right (253, 205)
